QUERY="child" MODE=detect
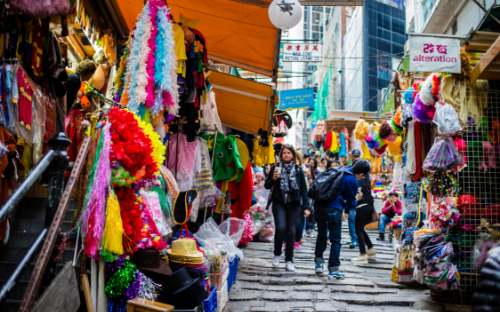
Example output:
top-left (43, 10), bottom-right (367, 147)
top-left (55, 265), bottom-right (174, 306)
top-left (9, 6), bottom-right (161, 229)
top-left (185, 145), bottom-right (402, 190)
top-left (377, 191), bottom-right (402, 241)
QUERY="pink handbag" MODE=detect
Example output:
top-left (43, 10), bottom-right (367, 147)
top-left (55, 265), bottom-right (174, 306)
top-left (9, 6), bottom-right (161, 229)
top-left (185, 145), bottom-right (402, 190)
top-left (8, 0), bottom-right (72, 17)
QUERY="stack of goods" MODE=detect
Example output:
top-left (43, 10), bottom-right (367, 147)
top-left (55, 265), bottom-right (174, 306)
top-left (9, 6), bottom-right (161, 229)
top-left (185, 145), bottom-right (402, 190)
top-left (414, 230), bottom-right (460, 291)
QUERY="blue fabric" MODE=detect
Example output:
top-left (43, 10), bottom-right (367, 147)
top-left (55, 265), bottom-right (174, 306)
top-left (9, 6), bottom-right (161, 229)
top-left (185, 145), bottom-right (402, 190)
top-left (348, 208), bottom-right (358, 245)
top-left (379, 214), bottom-right (392, 234)
top-left (314, 208), bottom-right (342, 270)
top-left (325, 167), bottom-right (358, 211)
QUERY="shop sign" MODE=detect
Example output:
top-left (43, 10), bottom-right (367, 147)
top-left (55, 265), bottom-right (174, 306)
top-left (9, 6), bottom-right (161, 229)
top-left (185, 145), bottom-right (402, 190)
top-left (282, 43), bottom-right (322, 62)
top-left (409, 35), bottom-right (461, 73)
top-left (278, 88), bottom-right (315, 110)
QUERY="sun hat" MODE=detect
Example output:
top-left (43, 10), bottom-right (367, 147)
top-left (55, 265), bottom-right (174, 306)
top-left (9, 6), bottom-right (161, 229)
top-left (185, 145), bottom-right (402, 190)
top-left (167, 238), bottom-right (204, 260)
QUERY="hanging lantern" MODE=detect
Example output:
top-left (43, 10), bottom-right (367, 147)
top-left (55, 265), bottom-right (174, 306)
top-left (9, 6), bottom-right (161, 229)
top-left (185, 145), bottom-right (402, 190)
top-left (268, 0), bottom-right (303, 30)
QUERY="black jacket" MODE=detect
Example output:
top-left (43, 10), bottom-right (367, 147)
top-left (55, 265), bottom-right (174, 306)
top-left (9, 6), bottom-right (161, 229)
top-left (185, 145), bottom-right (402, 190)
top-left (265, 163), bottom-right (309, 210)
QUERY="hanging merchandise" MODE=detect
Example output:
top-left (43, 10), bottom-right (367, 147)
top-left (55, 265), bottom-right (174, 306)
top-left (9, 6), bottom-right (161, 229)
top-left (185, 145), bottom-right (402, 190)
top-left (168, 133), bottom-right (199, 192)
top-left (338, 130), bottom-right (348, 158)
top-left (272, 110), bottom-right (293, 137)
top-left (115, 0), bottom-right (178, 124)
top-left (209, 133), bottom-right (244, 182)
top-left (200, 84), bottom-right (223, 133)
top-left (311, 120), bottom-right (326, 150)
top-left (253, 131), bottom-right (275, 166)
top-left (413, 74), bottom-right (441, 124)
top-left (423, 137), bottom-right (463, 172)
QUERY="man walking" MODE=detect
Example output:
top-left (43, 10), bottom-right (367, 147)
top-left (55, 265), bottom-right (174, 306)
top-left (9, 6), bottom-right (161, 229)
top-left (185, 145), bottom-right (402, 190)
top-left (313, 164), bottom-right (358, 279)
top-left (347, 149), bottom-right (361, 249)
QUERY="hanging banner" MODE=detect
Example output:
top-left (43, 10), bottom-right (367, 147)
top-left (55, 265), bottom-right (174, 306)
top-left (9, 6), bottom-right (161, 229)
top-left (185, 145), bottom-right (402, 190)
top-left (278, 88), bottom-right (315, 110)
top-left (282, 43), bottom-right (322, 62)
top-left (409, 35), bottom-right (461, 73)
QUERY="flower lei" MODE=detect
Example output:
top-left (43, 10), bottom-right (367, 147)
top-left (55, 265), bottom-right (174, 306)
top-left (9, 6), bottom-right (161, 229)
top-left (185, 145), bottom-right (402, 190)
top-left (109, 107), bottom-right (159, 185)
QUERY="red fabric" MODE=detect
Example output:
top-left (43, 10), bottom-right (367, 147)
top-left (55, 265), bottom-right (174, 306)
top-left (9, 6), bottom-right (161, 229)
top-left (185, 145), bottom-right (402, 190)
top-left (16, 67), bottom-right (33, 126)
top-left (323, 131), bottom-right (333, 151)
top-left (230, 163), bottom-right (254, 219)
top-left (64, 109), bottom-right (85, 161)
top-left (382, 200), bottom-right (402, 218)
top-left (412, 121), bottom-right (423, 181)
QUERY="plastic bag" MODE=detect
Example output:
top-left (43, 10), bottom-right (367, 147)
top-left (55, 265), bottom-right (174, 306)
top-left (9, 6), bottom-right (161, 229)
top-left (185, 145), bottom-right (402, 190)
top-left (194, 218), bottom-right (243, 260)
top-left (423, 137), bottom-right (463, 172)
top-left (219, 217), bottom-right (245, 246)
top-left (433, 103), bottom-right (461, 135)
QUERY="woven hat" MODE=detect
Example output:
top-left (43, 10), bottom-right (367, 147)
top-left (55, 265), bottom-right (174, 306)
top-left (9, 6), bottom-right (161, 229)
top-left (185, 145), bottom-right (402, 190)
top-left (167, 238), bottom-right (203, 261)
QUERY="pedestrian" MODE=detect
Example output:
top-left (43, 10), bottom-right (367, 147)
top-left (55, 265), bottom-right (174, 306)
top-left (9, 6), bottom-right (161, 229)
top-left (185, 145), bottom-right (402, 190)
top-left (265, 145), bottom-right (310, 272)
top-left (378, 191), bottom-right (403, 241)
top-left (313, 164), bottom-right (358, 279)
top-left (351, 160), bottom-right (376, 264)
top-left (351, 149), bottom-right (361, 165)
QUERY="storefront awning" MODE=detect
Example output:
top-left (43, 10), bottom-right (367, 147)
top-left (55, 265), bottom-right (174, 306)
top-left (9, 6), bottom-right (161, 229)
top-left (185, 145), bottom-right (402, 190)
top-left (207, 71), bottom-right (273, 135)
top-left (115, 0), bottom-right (280, 77)
top-left (467, 31), bottom-right (500, 82)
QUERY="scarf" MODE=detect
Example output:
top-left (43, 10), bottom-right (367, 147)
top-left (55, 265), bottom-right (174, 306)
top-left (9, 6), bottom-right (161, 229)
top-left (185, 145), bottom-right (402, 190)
top-left (280, 162), bottom-right (299, 203)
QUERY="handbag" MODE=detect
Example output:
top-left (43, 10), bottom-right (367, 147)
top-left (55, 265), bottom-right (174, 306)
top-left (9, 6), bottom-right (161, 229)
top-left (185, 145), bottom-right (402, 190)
top-left (8, 0), bottom-right (73, 17)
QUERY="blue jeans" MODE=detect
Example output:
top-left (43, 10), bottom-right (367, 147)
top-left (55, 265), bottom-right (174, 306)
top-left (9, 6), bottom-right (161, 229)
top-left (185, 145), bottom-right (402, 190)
top-left (348, 208), bottom-right (358, 245)
top-left (314, 208), bottom-right (343, 270)
top-left (379, 214), bottom-right (392, 234)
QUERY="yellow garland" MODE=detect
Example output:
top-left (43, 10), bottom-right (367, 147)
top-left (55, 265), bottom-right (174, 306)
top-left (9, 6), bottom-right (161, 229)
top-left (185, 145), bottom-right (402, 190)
top-left (133, 114), bottom-right (166, 174)
top-left (102, 190), bottom-right (124, 255)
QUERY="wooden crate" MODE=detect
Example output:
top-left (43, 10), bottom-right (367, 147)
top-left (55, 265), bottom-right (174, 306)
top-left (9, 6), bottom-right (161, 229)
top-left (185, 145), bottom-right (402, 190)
top-left (127, 298), bottom-right (174, 312)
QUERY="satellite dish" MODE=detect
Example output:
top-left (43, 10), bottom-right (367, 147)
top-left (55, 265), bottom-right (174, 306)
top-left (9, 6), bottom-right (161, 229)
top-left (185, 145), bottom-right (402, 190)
top-left (268, 0), bottom-right (303, 30)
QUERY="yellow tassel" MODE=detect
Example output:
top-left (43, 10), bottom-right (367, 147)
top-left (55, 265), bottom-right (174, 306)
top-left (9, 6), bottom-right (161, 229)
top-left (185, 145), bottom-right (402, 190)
top-left (102, 190), bottom-right (124, 255)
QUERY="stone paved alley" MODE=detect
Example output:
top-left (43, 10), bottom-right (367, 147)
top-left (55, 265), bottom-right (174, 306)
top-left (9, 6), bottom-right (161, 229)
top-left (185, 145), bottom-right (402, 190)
top-left (226, 226), bottom-right (469, 312)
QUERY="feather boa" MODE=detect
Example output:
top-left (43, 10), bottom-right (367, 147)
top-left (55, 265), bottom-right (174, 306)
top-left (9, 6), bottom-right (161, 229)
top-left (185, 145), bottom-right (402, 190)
top-left (126, 5), bottom-right (152, 114)
top-left (133, 113), bottom-right (166, 173)
top-left (141, 190), bottom-right (171, 237)
top-left (145, 0), bottom-right (159, 108)
top-left (82, 124), bottom-right (112, 258)
top-left (155, 7), bottom-right (176, 98)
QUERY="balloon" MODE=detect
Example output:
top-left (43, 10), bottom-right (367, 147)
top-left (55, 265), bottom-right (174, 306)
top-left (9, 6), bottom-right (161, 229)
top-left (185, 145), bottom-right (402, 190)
top-left (268, 0), bottom-right (303, 30)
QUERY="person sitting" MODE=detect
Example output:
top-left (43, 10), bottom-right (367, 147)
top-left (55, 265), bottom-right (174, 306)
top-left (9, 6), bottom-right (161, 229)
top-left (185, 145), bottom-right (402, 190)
top-left (378, 191), bottom-right (402, 241)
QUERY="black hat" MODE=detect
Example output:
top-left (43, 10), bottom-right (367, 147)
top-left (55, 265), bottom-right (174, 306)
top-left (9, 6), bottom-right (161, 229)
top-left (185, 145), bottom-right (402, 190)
top-left (133, 248), bottom-right (172, 277)
top-left (173, 190), bottom-right (197, 225)
top-left (163, 268), bottom-right (207, 309)
top-left (352, 160), bottom-right (371, 175)
top-left (351, 149), bottom-right (361, 157)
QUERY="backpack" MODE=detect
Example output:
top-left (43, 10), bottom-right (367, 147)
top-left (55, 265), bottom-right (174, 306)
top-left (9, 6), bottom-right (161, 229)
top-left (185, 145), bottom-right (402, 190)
top-left (308, 168), bottom-right (344, 203)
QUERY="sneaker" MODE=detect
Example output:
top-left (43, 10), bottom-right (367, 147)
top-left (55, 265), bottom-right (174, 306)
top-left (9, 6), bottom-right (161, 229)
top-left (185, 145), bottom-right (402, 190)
top-left (376, 233), bottom-right (385, 241)
top-left (286, 261), bottom-right (296, 272)
top-left (272, 256), bottom-right (280, 267)
top-left (314, 260), bottom-right (325, 275)
top-left (328, 271), bottom-right (345, 280)
top-left (349, 243), bottom-right (358, 249)
top-left (351, 254), bottom-right (368, 264)
top-left (366, 248), bottom-right (376, 258)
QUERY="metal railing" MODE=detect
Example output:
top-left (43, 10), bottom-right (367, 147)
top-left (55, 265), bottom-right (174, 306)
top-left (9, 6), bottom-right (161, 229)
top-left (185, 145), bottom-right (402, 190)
top-left (0, 150), bottom-right (56, 223)
top-left (0, 229), bottom-right (48, 301)
top-left (0, 132), bottom-right (70, 305)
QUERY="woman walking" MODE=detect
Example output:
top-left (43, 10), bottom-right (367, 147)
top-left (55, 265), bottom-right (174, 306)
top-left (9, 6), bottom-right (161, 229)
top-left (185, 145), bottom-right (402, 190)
top-left (265, 145), bottom-right (310, 272)
top-left (351, 160), bottom-right (376, 264)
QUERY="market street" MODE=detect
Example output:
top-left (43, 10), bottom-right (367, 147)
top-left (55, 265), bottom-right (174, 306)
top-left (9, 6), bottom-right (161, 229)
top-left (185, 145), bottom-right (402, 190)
top-left (227, 225), bottom-right (467, 312)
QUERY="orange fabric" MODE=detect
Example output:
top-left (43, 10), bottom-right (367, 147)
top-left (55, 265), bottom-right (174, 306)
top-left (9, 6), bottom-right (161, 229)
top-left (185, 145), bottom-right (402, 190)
top-left (207, 71), bottom-right (273, 135)
top-left (116, 0), bottom-right (279, 76)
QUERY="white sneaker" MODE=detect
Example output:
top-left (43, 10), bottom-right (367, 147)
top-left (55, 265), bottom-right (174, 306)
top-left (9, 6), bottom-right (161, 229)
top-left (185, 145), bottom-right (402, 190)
top-left (272, 256), bottom-right (280, 267)
top-left (286, 261), bottom-right (296, 272)
top-left (366, 248), bottom-right (376, 258)
top-left (351, 254), bottom-right (368, 265)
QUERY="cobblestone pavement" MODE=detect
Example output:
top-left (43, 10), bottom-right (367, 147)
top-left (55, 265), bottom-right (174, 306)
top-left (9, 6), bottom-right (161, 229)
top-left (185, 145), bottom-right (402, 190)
top-left (226, 226), bottom-right (470, 312)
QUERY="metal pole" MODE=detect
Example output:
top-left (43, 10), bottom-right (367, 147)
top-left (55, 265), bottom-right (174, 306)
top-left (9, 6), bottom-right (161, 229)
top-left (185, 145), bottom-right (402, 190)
top-left (0, 229), bottom-right (47, 302)
top-left (0, 150), bottom-right (56, 222)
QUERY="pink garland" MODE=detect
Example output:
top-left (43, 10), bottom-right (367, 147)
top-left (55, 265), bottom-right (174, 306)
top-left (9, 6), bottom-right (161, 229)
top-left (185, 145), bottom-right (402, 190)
top-left (83, 124), bottom-right (112, 258)
top-left (145, 0), bottom-right (159, 108)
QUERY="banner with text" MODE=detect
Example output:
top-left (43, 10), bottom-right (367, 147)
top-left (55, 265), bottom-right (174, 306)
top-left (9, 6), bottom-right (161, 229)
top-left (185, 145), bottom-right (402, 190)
top-left (282, 43), bottom-right (322, 62)
top-left (278, 88), bottom-right (315, 110)
top-left (409, 35), bottom-right (461, 73)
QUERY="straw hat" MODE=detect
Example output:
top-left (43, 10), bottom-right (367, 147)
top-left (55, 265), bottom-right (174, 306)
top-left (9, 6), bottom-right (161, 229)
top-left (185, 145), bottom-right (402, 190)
top-left (167, 238), bottom-right (203, 262)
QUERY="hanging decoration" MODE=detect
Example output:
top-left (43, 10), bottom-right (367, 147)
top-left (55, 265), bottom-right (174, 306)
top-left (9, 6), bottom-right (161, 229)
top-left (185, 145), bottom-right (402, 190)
top-left (268, 0), bottom-right (303, 30)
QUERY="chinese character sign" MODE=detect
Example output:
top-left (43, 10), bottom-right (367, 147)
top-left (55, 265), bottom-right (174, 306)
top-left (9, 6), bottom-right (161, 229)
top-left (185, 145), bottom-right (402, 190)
top-left (282, 43), bottom-right (322, 62)
top-left (409, 36), bottom-right (461, 73)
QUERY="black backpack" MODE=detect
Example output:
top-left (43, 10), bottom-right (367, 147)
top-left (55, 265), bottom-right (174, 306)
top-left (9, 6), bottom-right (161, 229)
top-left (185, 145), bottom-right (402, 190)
top-left (308, 168), bottom-right (344, 203)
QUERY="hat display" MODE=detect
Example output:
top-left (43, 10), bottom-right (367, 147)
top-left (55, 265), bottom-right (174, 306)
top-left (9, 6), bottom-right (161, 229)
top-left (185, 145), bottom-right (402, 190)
top-left (173, 190), bottom-right (197, 225)
top-left (163, 267), bottom-right (207, 309)
top-left (133, 248), bottom-right (172, 277)
top-left (167, 238), bottom-right (204, 265)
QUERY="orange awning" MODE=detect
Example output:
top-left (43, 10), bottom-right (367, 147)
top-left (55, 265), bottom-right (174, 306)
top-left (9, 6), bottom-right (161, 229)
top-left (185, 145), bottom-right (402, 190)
top-left (116, 0), bottom-right (279, 77)
top-left (207, 71), bottom-right (273, 135)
